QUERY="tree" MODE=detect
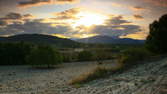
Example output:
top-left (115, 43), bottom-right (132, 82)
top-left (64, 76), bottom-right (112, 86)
top-left (26, 45), bottom-right (62, 68)
top-left (78, 51), bottom-right (93, 61)
top-left (146, 14), bottom-right (167, 54)
top-left (0, 42), bottom-right (32, 65)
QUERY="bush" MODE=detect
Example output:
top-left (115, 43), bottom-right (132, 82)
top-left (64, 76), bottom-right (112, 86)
top-left (78, 51), bottom-right (93, 61)
top-left (118, 47), bottom-right (152, 66)
top-left (26, 45), bottom-right (62, 68)
top-left (146, 14), bottom-right (167, 54)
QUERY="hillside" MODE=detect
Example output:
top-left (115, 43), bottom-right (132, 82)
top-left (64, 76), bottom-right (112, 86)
top-left (0, 34), bottom-right (80, 48)
top-left (76, 35), bottom-right (145, 44)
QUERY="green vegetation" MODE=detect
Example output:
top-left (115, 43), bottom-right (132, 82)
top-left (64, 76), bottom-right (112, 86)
top-left (146, 14), bottom-right (167, 54)
top-left (61, 47), bottom-right (123, 63)
top-left (0, 42), bottom-right (32, 65)
top-left (0, 42), bottom-right (62, 68)
top-left (118, 47), bottom-right (153, 67)
top-left (93, 48), bottom-right (115, 63)
top-left (26, 45), bottom-right (62, 68)
top-left (78, 51), bottom-right (93, 61)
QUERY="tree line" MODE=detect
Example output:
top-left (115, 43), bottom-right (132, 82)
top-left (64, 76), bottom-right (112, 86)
top-left (0, 42), bottom-right (62, 67)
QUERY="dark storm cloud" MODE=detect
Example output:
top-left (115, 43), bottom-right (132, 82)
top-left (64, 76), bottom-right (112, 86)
top-left (18, 0), bottom-right (79, 7)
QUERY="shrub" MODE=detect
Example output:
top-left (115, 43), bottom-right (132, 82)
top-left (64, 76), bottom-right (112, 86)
top-left (26, 45), bottom-right (62, 68)
top-left (78, 51), bottom-right (93, 61)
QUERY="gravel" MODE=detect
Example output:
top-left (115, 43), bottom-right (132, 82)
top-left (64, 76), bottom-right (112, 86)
top-left (0, 59), bottom-right (167, 94)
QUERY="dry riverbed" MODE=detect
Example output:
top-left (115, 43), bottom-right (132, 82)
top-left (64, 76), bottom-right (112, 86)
top-left (0, 59), bottom-right (167, 94)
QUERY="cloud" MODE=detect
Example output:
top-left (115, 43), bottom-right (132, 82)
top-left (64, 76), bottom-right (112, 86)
top-left (0, 9), bottom-right (141, 39)
top-left (18, 0), bottom-right (79, 7)
top-left (120, 31), bottom-right (148, 40)
top-left (105, 16), bottom-right (131, 25)
top-left (0, 24), bottom-right (24, 36)
top-left (0, 19), bottom-right (73, 36)
top-left (0, 12), bottom-right (33, 20)
top-left (5, 12), bottom-right (22, 20)
top-left (0, 20), bottom-right (8, 27)
top-left (52, 8), bottom-right (79, 20)
top-left (0, 12), bottom-right (35, 26)
top-left (131, 6), bottom-right (146, 11)
top-left (133, 14), bottom-right (144, 19)
top-left (18, 0), bottom-right (51, 7)
top-left (23, 14), bottom-right (34, 18)
top-left (91, 24), bottom-right (141, 37)
top-left (89, 15), bottom-right (141, 37)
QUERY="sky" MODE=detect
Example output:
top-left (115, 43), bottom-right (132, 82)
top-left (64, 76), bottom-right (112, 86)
top-left (0, 0), bottom-right (167, 40)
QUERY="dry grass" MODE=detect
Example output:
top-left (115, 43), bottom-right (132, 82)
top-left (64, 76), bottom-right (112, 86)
top-left (68, 63), bottom-right (123, 85)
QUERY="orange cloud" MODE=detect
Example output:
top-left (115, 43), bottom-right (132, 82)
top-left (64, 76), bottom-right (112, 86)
top-left (131, 6), bottom-right (146, 11)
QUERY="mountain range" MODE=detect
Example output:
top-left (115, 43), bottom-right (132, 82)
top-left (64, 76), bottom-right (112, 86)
top-left (0, 34), bottom-right (145, 48)
top-left (76, 35), bottom-right (145, 44)
top-left (0, 34), bottom-right (80, 48)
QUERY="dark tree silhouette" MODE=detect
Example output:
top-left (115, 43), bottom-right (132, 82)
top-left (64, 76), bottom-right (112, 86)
top-left (26, 45), bottom-right (62, 68)
top-left (146, 14), bottom-right (167, 53)
top-left (0, 42), bottom-right (32, 65)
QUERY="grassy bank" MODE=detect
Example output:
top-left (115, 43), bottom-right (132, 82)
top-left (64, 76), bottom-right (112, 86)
top-left (69, 47), bottom-right (155, 86)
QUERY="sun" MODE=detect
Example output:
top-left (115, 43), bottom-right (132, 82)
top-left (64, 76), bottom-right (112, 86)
top-left (72, 11), bottom-right (108, 28)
